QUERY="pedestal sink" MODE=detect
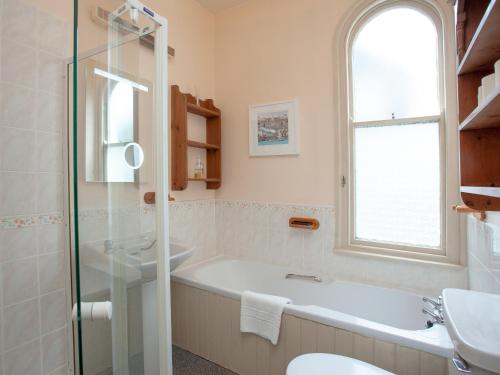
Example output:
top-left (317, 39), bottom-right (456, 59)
top-left (127, 240), bottom-right (194, 282)
top-left (80, 236), bottom-right (194, 289)
top-left (78, 236), bottom-right (194, 375)
top-left (442, 288), bottom-right (500, 374)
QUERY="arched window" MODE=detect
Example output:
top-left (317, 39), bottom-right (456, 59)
top-left (338, 1), bottom-right (460, 262)
top-left (104, 81), bottom-right (135, 182)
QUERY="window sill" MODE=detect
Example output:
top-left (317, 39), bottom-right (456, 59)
top-left (332, 247), bottom-right (465, 270)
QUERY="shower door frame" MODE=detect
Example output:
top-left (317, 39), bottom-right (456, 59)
top-left (66, 1), bottom-right (172, 373)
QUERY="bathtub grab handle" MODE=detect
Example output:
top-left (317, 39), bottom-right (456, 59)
top-left (285, 273), bottom-right (322, 282)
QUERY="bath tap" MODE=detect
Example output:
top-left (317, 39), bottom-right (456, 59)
top-left (422, 296), bottom-right (444, 325)
top-left (423, 296), bottom-right (442, 310)
top-left (285, 273), bottom-right (322, 282)
top-left (422, 307), bottom-right (444, 324)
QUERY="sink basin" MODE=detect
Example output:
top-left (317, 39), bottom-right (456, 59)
top-left (170, 243), bottom-right (195, 271)
top-left (442, 288), bottom-right (500, 373)
top-left (127, 240), bottom-right (194, 282)
top-left (81, 237), bottom-right (194, 282)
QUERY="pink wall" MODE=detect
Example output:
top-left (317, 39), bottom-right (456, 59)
top-left (32, 0), bottom-right (217, 204)
top-left (213, 0), bottom-right (355, 205)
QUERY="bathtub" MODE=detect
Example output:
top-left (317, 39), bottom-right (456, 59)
top-left (171, 257), bottom-right (454, 360)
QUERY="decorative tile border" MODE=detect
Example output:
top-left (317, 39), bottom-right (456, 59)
top-left (215, 199), bottom-right (334, 211)
top-left (74, 201), bottom-right (214, 222)
top-left (0, 212), bottom-right (64, 229)
top-left (77, 206), bottom-right (143, 221)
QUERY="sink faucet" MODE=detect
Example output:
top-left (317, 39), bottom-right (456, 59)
top-left (140, 239), bottom-right (156, 251)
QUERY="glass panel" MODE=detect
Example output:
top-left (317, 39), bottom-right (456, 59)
top-left (353, 122), bottom-right (441, 248)
top-left (70, 2), bottom-right (163, 374)
top-left (352, 7), bottom-right (440, 122)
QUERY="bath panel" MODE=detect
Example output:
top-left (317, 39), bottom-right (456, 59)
top-left (171, 281), bottom-right (448, 375)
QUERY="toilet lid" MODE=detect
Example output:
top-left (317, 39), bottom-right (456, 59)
top-left (287, 353), bottom-right (395, 375)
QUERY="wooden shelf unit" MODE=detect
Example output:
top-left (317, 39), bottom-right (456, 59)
top-left (457, 0), bottom-right (500, 211)
top-left (171, 85), bottom-right (221, 190)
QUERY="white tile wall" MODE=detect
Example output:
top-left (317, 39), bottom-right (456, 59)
top-left (0, 0), bottom-right (70, 374)
top-left (215, 200), bottom-right (333, 272)
top-left (466, 214), bottom-right (500, 295)
top-left (169, 200), bottom-right (217, 267)
top-left (169, 199), bottom-right (466, 296)
top-left (214, 200), bottom-right (467, 296)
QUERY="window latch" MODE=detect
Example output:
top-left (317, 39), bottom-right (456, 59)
top-left (341, 175), bottom-right (346, 187)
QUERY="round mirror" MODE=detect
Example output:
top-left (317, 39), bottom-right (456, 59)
top-left (123, 142), bottom-right (144, 170)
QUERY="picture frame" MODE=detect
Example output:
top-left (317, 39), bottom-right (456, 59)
top-left (249, 100), bottom-right (299, 156)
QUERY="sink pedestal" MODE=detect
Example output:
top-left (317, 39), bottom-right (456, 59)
top-left (143, 280), bottom-right (159, 375)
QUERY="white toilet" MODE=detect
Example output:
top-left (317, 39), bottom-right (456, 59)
top-left (287, 353), bottom-right (394, 375)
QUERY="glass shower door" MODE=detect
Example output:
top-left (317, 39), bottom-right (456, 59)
top-left (69, 2), bottom-right (171, 374)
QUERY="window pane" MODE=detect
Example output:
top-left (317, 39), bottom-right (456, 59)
top-left (352, 8), bottom-right (439, 122)
top-left (354, 123), bottom-right (441, 248)
top-left (107, 81), bottom-right (134, 143)
top-left (106, 145), bottom-right (134, 182)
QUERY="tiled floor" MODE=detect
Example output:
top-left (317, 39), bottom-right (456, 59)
top-left (173, 346), bottom-right (237, 375)
top-left (97, 346), bottom-right (235, 375)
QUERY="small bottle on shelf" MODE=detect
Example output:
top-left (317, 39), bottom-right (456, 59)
top-left (194, 157), bottom-right (204, 179)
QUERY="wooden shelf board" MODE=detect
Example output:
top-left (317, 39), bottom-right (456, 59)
top-left (187, 102), bottom-right (220, 118)
top-left (187, 140), bottom-right (220, 150)
top-left (461, 186), bottom-right (500, 198)
top-left (188, 178), bottom-right (221, 182)
top-left (459, 85), bottom-right (500, 130)
top-left (458, 0), bottom-right (500, 74)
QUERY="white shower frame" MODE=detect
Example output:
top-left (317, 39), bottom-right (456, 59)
top-left (65, 1), bottom-right (172, 374)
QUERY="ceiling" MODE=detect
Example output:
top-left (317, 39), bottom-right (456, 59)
top-left (196, 0), bottom-right (248, 13)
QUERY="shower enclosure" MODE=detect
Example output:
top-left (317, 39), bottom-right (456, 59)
top-left (68, 1), bottom-right (171, 373)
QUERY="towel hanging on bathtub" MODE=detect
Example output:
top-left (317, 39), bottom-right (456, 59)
top-left (240, 290), bottom-right (291, 345)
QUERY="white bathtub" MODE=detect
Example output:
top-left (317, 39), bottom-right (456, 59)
top-left (171, 257), bottom-right (454, 358)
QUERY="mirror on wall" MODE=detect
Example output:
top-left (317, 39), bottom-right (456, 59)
top-left (83, 59), bottom-right (152, 183)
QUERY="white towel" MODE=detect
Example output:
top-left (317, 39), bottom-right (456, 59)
top-left (240, 291), bottom-right (291, 345)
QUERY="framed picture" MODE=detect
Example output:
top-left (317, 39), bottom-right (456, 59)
top-left (249, 100), bottom-right (298, 156)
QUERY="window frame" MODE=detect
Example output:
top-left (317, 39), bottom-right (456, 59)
top-left (336, 0), bottom-right (463, 264)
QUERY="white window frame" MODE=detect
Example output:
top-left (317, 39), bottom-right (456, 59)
top-left (335, 0), bottom-right (464, 264)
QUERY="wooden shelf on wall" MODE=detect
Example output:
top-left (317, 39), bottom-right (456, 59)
top-left (459, 86), bottom-right (500, 130)
top-left (171, 85), bottom-right (222, 191)
top-left (461, 186), bottom-right (500, 198)
top-left (187, 102), bottom-right (220, 118)
top-left (188, 178), bottom-right (221, 183)
top-left (187, 140), bottom-right (220, 150)
top-left (456, 0), bottom-right (500, 211)
top-left (457, 0), bottom-right (500, 74)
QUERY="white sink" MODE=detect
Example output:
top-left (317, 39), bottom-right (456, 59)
top-left (81, 237), bottom-right (194, 283)
top-left (127, 240), bottom-right (194, 282)
top-left (170, 242), bottom-right (195, 271)
top-left (442, 288), bottom-right (500, 373)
